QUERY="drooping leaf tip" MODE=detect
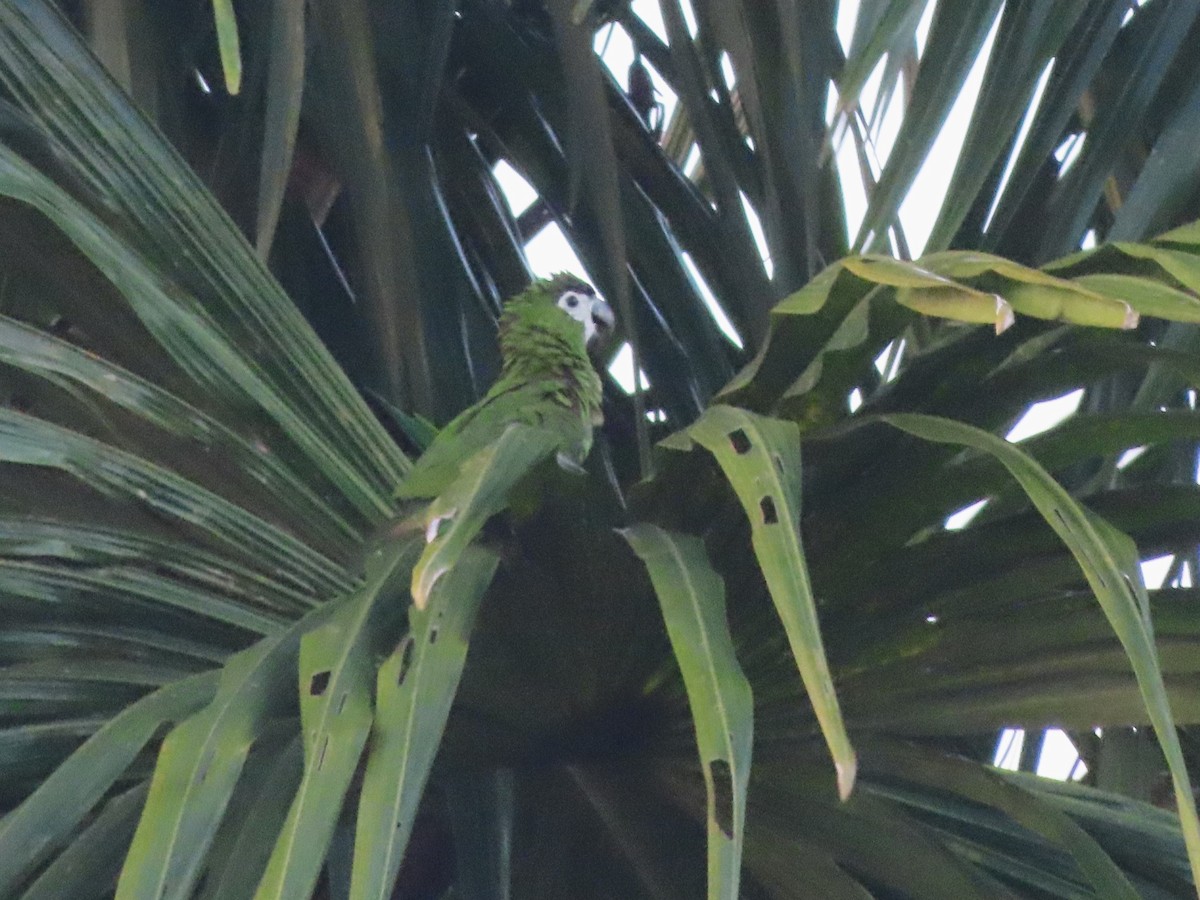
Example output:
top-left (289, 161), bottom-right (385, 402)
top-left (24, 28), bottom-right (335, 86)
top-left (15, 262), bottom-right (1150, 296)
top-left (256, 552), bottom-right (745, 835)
top-left (995, 297), bottom-right (1015, 334)
top-left (410, 568), bottom-right (439, 611)
top-left (836, 754), bottom-right (858, 802)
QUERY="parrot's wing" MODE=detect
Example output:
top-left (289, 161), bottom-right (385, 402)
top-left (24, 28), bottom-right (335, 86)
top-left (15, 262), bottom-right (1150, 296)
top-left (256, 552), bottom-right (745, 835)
top-left (396, 378), bottom-right (587, 500)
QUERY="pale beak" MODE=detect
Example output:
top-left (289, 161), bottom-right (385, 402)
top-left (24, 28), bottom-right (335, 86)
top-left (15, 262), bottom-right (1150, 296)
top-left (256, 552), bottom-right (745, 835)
top-left (589, 297), bottom-right (615, 345)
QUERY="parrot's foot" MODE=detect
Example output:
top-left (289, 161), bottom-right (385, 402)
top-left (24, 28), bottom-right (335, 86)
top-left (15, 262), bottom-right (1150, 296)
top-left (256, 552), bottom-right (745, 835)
top-left (555, 452), bottom-right (588, 476)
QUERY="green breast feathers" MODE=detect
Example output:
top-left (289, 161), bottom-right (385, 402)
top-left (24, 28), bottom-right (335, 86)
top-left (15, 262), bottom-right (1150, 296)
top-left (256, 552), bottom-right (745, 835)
top-left (396, 274), bottom-right (614, 500)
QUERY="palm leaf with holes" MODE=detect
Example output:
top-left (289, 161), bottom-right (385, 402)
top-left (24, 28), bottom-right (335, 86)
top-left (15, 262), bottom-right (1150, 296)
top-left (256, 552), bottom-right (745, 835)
top-left (4, 0), bottom-right (1200, 897)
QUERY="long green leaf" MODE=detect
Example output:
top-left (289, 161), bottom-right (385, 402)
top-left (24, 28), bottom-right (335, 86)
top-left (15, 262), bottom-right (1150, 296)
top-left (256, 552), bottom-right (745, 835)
top-left (546, 0), bottom-right (648, 473)
top-left (657, 0), bottom-right (775, 345)
top-left (210, 0), bottom-right (242, 95)
top-left (920, 251), bottom-right (1137, 328)
top-left (924, 0), bottom-right (1089, 251)
top-left (20, 782), bottom-right (150, 900)
top-left (1002, 770), bottom-right (1194, 894)
top-left (1036, 0), bottom-right (1200, 257)
top-left (0, 672), bottom-right (218, 896)
top-left (662, 405), bottom-right (855, 800)
top-left (0, 313), bottom-right (363, 553)
top-left (254, 0), bottom-right (304, 257)
top-left (0, 1), bottom-right (410, 505)
top-left (0, 514), bottom-right (315, 620)
top-left (837, 0), bottom-right (928, 116)
top-left (980, 3), bottom-right (1126, 249)
top-left (842, 255), bottom-right (1014, 329)
top-left (875, 412), bottom-right (1200, 889)
top-left (854, 0), bottom-right (1005, 251)
top-left (196, 737), bottom-right (304, 900)
top-left (350, 546), bottom-right (499, 900)
top-left (1109, 75), bottom-right (1200, 242)
top-left (863, 738), bottom-right (1140, 899)
top-left (0, 409), bottom-right (347, 601)
top-left (253, 538), bottom-right (419, 899)
top-left (719, 236), bottom-right (1200, 425)
top-left (620, 524), bottom-right (752, 900)
top-left (411, 424), bottom-right (557, 608)
top-left (0, 141), bottom-right (397, 524)
top-left (114, 602), bottom-right (337, 900)
top-left (0, 559), bottom-right (285, 637)
top-left (745, 751), bottom-right (1010, 899)
top-left (1045, 240), bottom-right (1200, 302)
top-left (305, 0), bottom-right (435, 415)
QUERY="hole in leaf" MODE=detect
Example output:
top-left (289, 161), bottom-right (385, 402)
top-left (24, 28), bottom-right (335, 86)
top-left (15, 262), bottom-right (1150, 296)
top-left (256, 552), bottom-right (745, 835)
top-left (708, 759), bottom-right (734, 839)
top-left (772, 454), bottom-right (783, 473)
top-left (309, 670), bottom-right (331, 696)
top-left (316, 735), bottom-right (329, 770)
top-left (397, 637), bottom-right (415, 685)
top-left (336, 692), bottom-right (349, 715)
top-left (429, 628), bottom-right (439, 645)
top-left (196, 749), bottom-right (214, 785)
top-left (728, 429), bottom-right (752, 454)
top-left (759, 496), bottom-right (778, 524)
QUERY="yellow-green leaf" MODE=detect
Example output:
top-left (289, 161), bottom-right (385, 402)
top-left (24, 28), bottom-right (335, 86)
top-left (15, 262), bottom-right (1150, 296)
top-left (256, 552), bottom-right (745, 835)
top-left (116, 602), bottom-right (337, 900)
top-left (665, 406), bottom-right (856, 800)
top-left (253, 539), bottom-right (419, 899)
top-left (210, 0), bottom-right (242, 95)
top-left (1070, 273), bottom-right (1200, 323)
top-left (350, 547), bottom-right (499, 900)
top-left (921, 252), bottom-right (1137, 328)
top-left (410, 424), bottom-right (557, 608)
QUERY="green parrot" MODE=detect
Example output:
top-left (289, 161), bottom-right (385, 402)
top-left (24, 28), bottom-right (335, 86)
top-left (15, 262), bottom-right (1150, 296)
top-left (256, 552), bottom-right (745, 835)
top-left (396, 273), bottom-right (615, 502)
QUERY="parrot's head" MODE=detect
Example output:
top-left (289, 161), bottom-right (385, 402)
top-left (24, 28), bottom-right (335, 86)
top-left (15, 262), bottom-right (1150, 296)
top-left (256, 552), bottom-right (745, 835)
top-left (543, 273), bottom-right (615, 346)
top-left (500, 274), bottom-right (615, 361)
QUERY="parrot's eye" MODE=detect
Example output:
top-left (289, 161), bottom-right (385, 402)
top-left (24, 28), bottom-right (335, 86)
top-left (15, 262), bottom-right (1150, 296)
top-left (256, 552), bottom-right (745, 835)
top-left (558, 287), bottom-right (606, 344)
top-left (559, 291), bottom-right (591, 317)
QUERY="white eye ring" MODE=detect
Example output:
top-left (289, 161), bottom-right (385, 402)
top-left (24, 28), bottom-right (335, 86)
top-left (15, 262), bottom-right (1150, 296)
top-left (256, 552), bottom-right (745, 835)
top-left (558, 290), bottom-right (598, 343)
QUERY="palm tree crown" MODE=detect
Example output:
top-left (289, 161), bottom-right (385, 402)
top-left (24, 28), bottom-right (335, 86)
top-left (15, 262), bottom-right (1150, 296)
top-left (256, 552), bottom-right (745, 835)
top-left (2, 1), bottom-right (1200, 897)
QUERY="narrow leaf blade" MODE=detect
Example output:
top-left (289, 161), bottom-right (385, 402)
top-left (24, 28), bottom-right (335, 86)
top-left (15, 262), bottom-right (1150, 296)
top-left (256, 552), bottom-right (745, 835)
top-left (411, 424), bottom-right (557, 608)
top-left (116, 603), bottom-right (336, 900)
top-left (0, 674), bottom-right (218, 896)
top-left (877, 412), bottom-right (1200, 889)
top-left (253, 540), bottom-right (419, 899)
top-left (350, 547), bottom-right (499, 900)
top-left (620, 524), bottom-right (752, 900)
top-left (210, 0), bottom-right (242, 94)
top-left (669, 405), bottom-right (856, 800)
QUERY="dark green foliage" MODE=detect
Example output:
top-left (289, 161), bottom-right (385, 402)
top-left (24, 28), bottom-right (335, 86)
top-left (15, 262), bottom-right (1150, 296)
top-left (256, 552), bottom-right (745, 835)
top-left (2, 0), bottom-right (1200, 897)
